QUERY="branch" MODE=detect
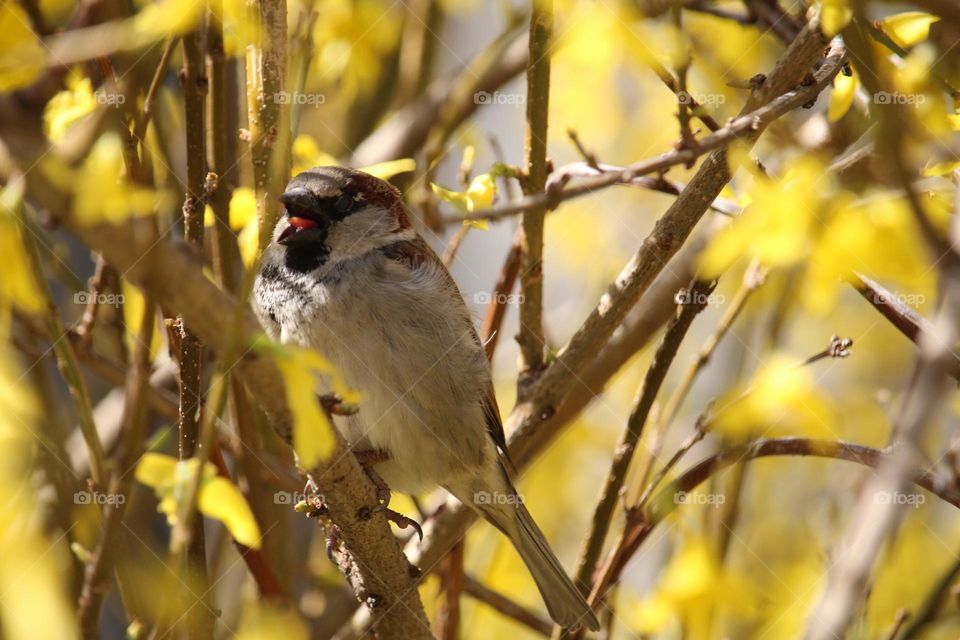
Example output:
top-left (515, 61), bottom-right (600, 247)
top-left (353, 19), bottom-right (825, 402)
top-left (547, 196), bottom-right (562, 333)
top-left (517, 0), bottom-right (552, 380)
top-left (589, 436), bottom-right (960, 606)
top-left (176, 27), bottom-right (213, 639)
top-left (247, 0), bottom-right (290, 250)
top-left (455, 32), bottom-right (840, 225)
top-left (852, 272), bottom-right (960, 383)
top-left (570, 279), bottom-right (716, 603)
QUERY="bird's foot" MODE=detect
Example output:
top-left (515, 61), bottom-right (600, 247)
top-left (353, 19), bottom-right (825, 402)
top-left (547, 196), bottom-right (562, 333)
top-left (384, 508), bottom-right (424, 542)
top-left (352, 449), bottom-right (423, 541)
top-left (319, 393), bottom-right (359, 416)
top-left (353, 449), bottom-right (392, 511)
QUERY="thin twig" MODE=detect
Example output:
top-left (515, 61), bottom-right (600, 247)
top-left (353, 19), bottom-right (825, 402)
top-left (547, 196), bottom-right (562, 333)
top-left (517, 0), bottom-right (552, 384)
top-left (569, 279), bottom-right (716, 608)
top-left (436, 541), bottom-right (464, 640)
top-left (480, 228), bottom-right (524, 361)
top-left (133, 37), bottom-right (178, 144)
top-left (77, 291), bottom-right (156, 640)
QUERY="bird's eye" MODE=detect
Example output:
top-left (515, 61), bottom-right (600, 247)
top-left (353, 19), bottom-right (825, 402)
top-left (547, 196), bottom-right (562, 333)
top-left (334, 193), bottom-right (355, 214)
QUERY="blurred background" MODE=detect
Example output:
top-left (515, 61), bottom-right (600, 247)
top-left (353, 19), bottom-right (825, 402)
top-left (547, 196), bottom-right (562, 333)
top-left (3, 0), bottom-right (960, 638)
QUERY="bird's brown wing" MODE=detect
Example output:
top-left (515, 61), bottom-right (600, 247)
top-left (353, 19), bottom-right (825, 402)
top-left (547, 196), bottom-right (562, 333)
top-left (380, 235), bottom-right (514, 470)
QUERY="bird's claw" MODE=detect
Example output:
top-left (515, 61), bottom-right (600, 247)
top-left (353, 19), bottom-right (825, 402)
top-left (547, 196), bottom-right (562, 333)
top-left (384, 509), bottom-right (424, 541)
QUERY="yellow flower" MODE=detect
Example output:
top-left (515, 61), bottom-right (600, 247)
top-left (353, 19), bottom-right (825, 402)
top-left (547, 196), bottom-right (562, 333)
top-left (135, 453), bottom-right (263, 549)
top-left (713, 355), bottom-right (834, 441)
top-left (361, 158), bottom-right (416, 181)
top-left (880, 11), bottom-right (940, 49)
top-left (74, 133), bottom-right (159, 225)
top-left (132, 0), bottom-right (204, 40)
top-left (699, 156), bottom-right (829, 277)
top-left (236, 603), bottom-right (308, 640)
top-left (632, 537), bottom-right (755, 637)
top-left (310, 0), bottom-right (401, 98)
top-left (821, 0), bottom-right (852, 37)
top-left (0, 181), bottom-right (44, 316)
top-left (292, 134), bottom-right (338, 175)
top-left (254, 338), bottom-right (358, 469)
top-left (432, 173), bottom-right (496, 229)
top-left (804, 194), bottom-right (932, 313)
top-left (827, 67), bottom-right (858, 122)
top-left (44, 73), bottom-right (97, 142)
top-left (0, 4), bottom-right (45, 91)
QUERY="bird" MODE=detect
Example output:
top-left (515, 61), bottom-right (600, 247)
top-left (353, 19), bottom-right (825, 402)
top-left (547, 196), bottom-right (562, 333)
top-left (253, 166), bottom-right (599, 631)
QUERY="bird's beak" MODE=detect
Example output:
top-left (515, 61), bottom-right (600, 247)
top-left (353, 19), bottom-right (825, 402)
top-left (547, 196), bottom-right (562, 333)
top-left (278, 188), bottom-right (329, 246)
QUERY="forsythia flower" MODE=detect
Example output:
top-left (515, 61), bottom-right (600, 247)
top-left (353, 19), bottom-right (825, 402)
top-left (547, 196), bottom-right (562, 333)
top-left (432, 173), bottom-right (496, 229)
top-left (44, 73), bottom-right (97, 142)
top-left (135, 453), bottom-right (262, 549)
top-left (699, 156), bottom-right (830, 277)
top-left (804, 194), bottom-right (931, 313)
top-left (254, 337), bottom-right (358, 469)
top-left (712, 355), bottom-right (834, 441)
top-left (821, 0), bottom-right (852, 37)
top-left (205, 187), bottom-right (260, 268)
top-left (879, 12), bottom-right (940, 49)
top-left (632, 537), bottom-right (755, 637)
top-left (74, 133), bottom-right (158, 225)
top-left (0, 4), bottom-right (45, 91)
top-left (827, 67), bottom-right (858, 122)
top-left (0, 181), bottom-right (44, 316)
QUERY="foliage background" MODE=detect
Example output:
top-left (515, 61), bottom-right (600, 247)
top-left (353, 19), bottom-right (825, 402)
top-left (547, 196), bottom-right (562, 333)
top-left (1, 0), bottom-right (960, 638)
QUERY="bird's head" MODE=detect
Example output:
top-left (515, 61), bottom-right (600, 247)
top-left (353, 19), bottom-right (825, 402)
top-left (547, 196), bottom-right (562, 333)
top-left (272, 166), bottom-right (411, 272)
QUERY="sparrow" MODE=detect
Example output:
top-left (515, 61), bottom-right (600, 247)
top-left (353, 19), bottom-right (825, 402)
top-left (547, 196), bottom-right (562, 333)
top-left (253, 166), bottom-right (599, 631)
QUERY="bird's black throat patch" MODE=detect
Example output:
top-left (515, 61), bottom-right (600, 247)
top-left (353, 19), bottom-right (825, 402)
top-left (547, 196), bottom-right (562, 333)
top-left (284, 243), bottom-right (331, 273)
